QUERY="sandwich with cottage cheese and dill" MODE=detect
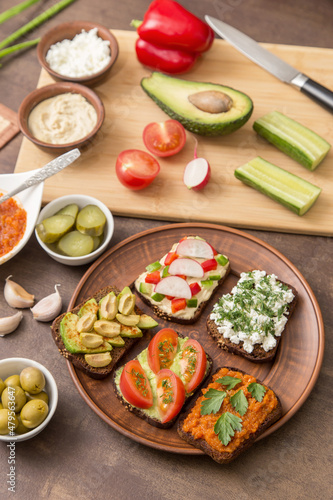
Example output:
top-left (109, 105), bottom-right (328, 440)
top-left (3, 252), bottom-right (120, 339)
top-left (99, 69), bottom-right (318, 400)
top-left (206, 270), bottom-right (298, 362)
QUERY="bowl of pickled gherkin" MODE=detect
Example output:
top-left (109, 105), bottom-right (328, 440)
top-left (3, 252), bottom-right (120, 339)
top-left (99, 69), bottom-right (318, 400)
top-left (35, 194), bottom-right (114, 265)
top-left (0, 357), bottom-right (58, 442)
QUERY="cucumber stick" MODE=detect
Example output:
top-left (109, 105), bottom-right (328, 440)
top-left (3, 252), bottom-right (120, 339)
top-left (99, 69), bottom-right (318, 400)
top-left (234, 157), bottom-right (321, 216)
top-left (253, 111), bottom-right (331, 170)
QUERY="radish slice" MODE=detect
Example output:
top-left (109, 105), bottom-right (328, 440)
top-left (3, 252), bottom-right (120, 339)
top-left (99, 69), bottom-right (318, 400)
top-left (168, 258), bottom-right (204, 278)
top-left (176, 238), bottom-right (214, 259)
top-left (183, 157), bottom-right (211, 190)
top-left (155, 276), bottom-right (192, 299)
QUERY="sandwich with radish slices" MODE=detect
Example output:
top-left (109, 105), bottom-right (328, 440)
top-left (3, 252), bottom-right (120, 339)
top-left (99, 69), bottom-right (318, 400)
top-left (134, 236), bottom-right (230, 324)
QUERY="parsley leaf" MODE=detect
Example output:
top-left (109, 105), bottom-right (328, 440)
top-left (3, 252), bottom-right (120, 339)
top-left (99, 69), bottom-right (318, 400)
top-left (230, 389), bottom-right (248, 416)
top-left (214, 412), bottom-right (243, 446)
top-left (216, 376), bottom-right (242, 390)
top-left (247, 382), bottom-right (266, 402)
top-left (200, 389), bottom-right (226, 415)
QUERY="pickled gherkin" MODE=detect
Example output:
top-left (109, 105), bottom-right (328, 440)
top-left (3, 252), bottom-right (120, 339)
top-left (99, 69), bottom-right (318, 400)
top-left (76, 204), bottom-right (106, 237)
top-left (57, 231), bottom-right (95, 257)
top-left (36, 214), bottom-right (75, 244)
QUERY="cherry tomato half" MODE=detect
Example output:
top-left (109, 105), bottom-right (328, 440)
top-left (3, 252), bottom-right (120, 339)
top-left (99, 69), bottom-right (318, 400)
top-left (119, 359), bottom-right (153, 409)
top-left (116, 149), bottom-right (160, 190)
top-left (143, 120), bottom-right (186, 157)
top-left (156, 369), bottom-right (185, 423)
top-left (148, 328), bottom-right (179, 374)
top-left (180, 339), bottom-right (207, 393)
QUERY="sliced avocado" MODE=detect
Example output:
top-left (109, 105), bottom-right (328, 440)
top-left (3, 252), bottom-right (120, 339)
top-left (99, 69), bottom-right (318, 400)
top-left (98, 292), bottom-right (117, 320)
top-left (139, 282), bottom-right (153, 295)
top-left (120, 325), bottom-right (143, 338)
top-left (136, 314), bottom-right (158, 329)
top-left (78, 298), bottom-right (99, 318)
top-left (141, 72), bottom-right (253, 137)
top-left (60, 313), bottom-right (112, 354)
top-left (106, 335), bottom-right (125, 347)
top-left (116, 313), bottom-right (140, 326)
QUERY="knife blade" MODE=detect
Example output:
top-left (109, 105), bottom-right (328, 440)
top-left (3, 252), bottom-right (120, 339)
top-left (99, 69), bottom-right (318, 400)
top-left (205, 16), bottom-right (333, 113)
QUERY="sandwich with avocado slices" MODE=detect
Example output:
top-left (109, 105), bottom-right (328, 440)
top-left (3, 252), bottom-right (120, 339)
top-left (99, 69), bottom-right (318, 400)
top-left (51, 285), bottom-right (158, 379)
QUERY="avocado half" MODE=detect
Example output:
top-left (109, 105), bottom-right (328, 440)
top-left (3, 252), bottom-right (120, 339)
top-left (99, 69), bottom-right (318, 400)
top-left (141, 72), bottom-right (253, 137)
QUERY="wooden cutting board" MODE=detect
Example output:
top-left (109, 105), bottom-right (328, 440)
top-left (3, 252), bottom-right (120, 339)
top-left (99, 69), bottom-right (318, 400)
top-left (14, 30), bottom-right (333, 236)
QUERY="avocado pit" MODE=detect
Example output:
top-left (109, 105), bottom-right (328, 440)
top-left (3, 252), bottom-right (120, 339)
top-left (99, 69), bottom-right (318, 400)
top-left (188, 91), bottom-right (233, 114)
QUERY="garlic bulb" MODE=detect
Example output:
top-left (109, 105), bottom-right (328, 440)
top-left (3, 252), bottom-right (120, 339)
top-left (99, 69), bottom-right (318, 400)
top-left (30, 284), bottom-right (62, 322)
top-left (0, 311), bottom-right (23, 336)
top-left (4, 276), bottom-right (35, 309)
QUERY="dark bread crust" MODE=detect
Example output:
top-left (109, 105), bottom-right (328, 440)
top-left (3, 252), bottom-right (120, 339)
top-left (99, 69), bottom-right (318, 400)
top-left (113, 347), bottom-right (213, 429)
top-left (134, 263), bottom-right (231, 325)
top-left (177, 366), bottom-right (282, 463)
top-left (206, 278), bottom-right (298, 363)
top-left (51, 286), bottom-right (146, 379)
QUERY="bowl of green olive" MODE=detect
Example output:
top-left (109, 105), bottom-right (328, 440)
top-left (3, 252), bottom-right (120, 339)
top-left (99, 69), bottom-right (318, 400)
top-left (0, 358), bottom-right (58, 442)
top-left (35, 194), bottom-right (114, 266)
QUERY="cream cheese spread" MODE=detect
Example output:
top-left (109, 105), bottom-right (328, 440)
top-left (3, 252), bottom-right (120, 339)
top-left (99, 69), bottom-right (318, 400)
top-left (210, 270), bottom-right (294, 353)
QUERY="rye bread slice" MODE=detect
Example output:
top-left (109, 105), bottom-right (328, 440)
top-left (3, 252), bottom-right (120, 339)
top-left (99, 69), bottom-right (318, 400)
top-left (177, 366), bottom-right (282, 463)
top-left (134, 258), bottom-right (231, 325)
top-left (51, 285), bottom-right (147, 379)
top-left (206, 277), bottom-right (298, 363)
top-left (112, 335), bottom-right (213, 429)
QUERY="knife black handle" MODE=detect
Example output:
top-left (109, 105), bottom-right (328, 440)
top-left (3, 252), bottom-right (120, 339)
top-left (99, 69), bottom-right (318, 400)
top-left (301, 78), bottom-right (333, 113)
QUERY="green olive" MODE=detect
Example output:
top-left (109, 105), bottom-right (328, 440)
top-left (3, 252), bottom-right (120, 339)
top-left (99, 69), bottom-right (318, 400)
top-left (20, 399), bottom-right (48, 429)
top-left (0, 408), bottom-right (18, 435)
top-left (15, 416), bottom-right (30, 435)
top-left (4, 375), bottom-right (21, 388)
top-left (0, 378), bottom-right (5, 396)
top-left (1, 385), bottom-right (27, 413)
top-left (26, 391), bottom-right (49, 405)
top-left (20, 367), bottom-right (45, 394)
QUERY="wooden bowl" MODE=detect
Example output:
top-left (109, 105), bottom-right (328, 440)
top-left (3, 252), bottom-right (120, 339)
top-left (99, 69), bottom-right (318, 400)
top-left (37, 21), bottom-right (119, 86)
top-left (18, 82), bottom-right (105, 154)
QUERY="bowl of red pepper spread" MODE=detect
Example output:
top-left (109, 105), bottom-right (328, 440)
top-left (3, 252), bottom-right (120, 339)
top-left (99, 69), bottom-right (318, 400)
top-left (181, 367), bottom-right (279, 455)
top-left (0, 194), bottom-right (27, 260)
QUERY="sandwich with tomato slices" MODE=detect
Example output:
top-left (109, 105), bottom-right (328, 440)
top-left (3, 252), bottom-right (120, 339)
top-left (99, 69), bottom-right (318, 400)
top-left (134, 236), bottom-right (230, 325)
top-left (113, 328), bottom-right (213, 428)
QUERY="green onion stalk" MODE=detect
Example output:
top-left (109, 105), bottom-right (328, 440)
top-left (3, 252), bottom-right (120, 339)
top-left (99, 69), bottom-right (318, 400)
top-left (0, 0), bottom-right (77, 51)
top-left (0, 0), bottom-right (41, 25)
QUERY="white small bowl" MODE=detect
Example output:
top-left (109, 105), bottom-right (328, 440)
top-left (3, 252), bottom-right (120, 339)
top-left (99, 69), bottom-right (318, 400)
top-left (0, 357), bottom-right (58, 442)
top-left (0, 170), bottom-right (45, 266)
top-left (35, 194), bottom-right (114, 266)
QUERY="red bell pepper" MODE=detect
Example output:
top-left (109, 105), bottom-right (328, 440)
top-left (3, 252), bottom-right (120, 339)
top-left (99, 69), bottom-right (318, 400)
top-left (171, 297), bottom-right (187, 313)
top-left (201, 259), bottom-right (218, 273)
top-left (164, 251), bottom-right (179, 266)
top-left (132, 0), bottom-right (214, 74)
top-left (135, 38), bottom-right (198, 75)
top-left (145, 270), bottom-right (161, 284)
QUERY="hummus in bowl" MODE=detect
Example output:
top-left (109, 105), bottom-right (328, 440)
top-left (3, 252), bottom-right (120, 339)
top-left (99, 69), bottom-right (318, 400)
top-left (18, 82), bottom-right (104, 154)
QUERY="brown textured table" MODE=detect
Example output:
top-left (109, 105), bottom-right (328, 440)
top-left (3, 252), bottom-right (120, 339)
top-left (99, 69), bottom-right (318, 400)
top-left (0, 1), bottom-right (332, 499)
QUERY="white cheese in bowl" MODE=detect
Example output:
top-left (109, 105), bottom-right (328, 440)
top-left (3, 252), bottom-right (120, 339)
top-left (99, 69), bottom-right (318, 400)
top-left (46, 28), bottom-right (111, 78)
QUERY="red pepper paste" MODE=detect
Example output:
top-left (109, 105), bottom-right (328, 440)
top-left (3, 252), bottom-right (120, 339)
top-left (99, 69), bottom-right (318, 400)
top-left (182, 368), bottom-right (279, 454)
top-left (0, 193), bottom-right (27, 257)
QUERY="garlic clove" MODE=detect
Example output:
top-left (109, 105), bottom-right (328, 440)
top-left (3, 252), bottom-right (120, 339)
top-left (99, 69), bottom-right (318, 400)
top-left (30, 284), bottom-right (62, 322)
top-left (4, 276), bottom-right (35, 309)
top-left (0, 311), bottom-right (23, 336)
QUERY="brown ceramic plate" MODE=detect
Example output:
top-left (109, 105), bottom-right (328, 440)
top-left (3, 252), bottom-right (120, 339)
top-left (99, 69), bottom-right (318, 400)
top-left (66, 223), bottom-right (324, 454)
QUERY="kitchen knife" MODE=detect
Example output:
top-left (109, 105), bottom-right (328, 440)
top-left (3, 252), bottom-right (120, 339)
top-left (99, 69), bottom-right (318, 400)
top-left (205, 16), bottom-right (333, 113)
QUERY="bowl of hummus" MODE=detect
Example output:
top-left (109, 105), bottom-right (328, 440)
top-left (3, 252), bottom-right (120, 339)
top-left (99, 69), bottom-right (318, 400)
top-left (18, 82), bottom-right (105, 153)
